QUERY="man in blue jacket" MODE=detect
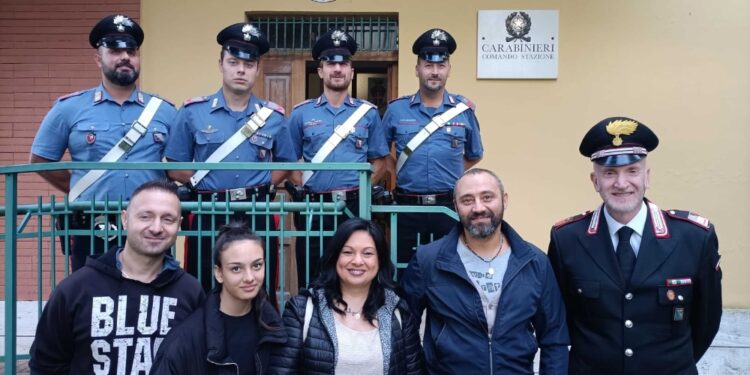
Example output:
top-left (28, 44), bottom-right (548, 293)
top-left (400, 168), bottom-right (569, 374)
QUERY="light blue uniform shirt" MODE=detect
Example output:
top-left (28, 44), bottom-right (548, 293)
top-left (289, 94), bottom-right (389, 192)
top-left (31, 84), bottom-right (176, 202)
top-left (164, 90), bottom-right (296, 191)
top-left (383, 91), bottom-right (483, 193)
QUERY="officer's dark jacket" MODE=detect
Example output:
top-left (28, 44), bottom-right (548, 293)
top-left (400, 222), bottom-right (570, 374)
top-left (268, 288), bottom-right (424, 375)
top-left (150, 290), bottom-right (287, 375)
top-left (548, 200), bottom-right (722, 375)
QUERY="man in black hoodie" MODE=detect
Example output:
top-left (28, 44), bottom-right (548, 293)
top-left (29, 180), bottom-right (204, 375)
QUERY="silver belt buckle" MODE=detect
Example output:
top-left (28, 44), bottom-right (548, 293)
top-left (421, 194), bottom-right (437, 205)
top-left (331, 190), bottom-right (347, 201)
top-left (227, 187), bottom-right (247, 201)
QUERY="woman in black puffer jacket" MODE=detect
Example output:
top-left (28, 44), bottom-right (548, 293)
top-left (269, 219), bottom-right (424, 375)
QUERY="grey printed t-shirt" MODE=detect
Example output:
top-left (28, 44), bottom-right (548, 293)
top-left (457, 237), bottom-right (511, 333)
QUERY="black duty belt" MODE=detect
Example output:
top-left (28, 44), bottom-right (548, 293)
top-left (304, 188), bottom-right (359, 202)
top-left (194, 184), bottom-right (275, 202)
top-left (394, 189), bottom-right (453, 205)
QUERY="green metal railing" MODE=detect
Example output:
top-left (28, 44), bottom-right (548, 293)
top-left (0, 161), bottom-right (456, 371)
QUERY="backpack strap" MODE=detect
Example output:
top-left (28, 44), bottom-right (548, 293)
top-left (302, 296), bottom-right (313, 342)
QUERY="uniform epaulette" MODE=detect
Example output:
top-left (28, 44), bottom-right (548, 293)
top-left (665, 209), bottom-right (711, 230)
top-left (57, 90), bottom-right (85, 102)
top-left (182, 96), bottom-right (208, 106)
top-left (293, 99), bottom-right (315, 109)
top-left (145, 93), bottom-right (174, 107)
top-left (388, 95), bottom-right (411, 104)
top-left (358, 98), bottom-right (376, 107)
top-left (263, 100), bottom-right (285, 115)
top-left (553, 211), bottom-right (592, 229)
top-left (456, 95), bottom-right (476, 110)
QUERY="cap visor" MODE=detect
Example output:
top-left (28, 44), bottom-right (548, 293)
top-left (225, 45), bottom-right (258, 61)
top-left (419, 52), bottom-right (449, 62)
top-left (593, 154), bottom-right (644, 167)
top-left (99, 36), bottom-right (137, 49)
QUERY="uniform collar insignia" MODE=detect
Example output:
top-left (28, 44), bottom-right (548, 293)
top-left (431, 29), bottom-right (447, 46)
top-left (606, 119), bottom-right (638, 146)
top-left (137, 91), bottom-right (144, 104)
top-left (647, 200), bottom-right (670, 238)
top-left (211, 97), bottom-right (219, 109)
top-left (93, 90), bottom-right (103, 103)
top-left (242, 24), bottom-right (260, 41)
top-left (331, 30), bottom-right (347, 47)
top-left (448, 95), bottom-right (455, 104)
top-left (587, 205), bottom-right (602, 235)
top-left (113, 15), bottom-right (133, 33)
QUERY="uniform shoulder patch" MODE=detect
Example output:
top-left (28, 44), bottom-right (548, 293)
top-left (293, 98), bottom-right (315, 109)
top-left (553, 211), bottom-right (592, 229)
top-left (182, 96), bottom-right (208, 106)
top-left (357, 98), bottom-right (376, 107)
top-left (456, 95), bottom-right (476, 110)
top-left (145, 93), bottom-right (174, 107)
top-left (666, 209), bottom-right (711, 230)
top-left (388, 95), bottom-right (411, 105)
top-left (263, 100), bottom-right (285, 115)
top-left (57, 90), bottom-right (85, 102)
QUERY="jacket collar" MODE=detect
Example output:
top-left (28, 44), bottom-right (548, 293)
top-left (315, 93), bottom-right (357, 108)
top-left (409, 90), bottom-right (457, 108)
top-left (93, 83), bottom-right (143, 105)
top-left (209, 89), bottom-right (260, 115)
top-left (434, 221), bottom-right (536, 290)
top-left (86, 246), bottom-right (183, 288)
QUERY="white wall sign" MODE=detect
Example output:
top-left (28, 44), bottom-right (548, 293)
top-left (477, 10), bottom-right (559, 79)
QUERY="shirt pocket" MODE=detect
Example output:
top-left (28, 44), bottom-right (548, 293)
top-left (570, 279), bottom-right (603, 318)
top-left (148, 124), bottom-right (168, 145)
top-left (71, 122), bottom-right (113, 160)
top-left (248, 134), bottom-right (274, 161)
top-left (394, 125), bottom-right (420, 149)
top-left (657, 284), bottom-right (693, 332)
top-left (195, 129), bottom-right (226, 156)
top-left (350, 126), bottom-right (369, 152)
top-left (438, 123), bottom-right (467, 152)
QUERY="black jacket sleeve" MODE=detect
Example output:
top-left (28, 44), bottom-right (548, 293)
top-left (28, 288), bottom-right (74, 375)
top-left (399, 304), bottom-right (426, 375)
top-left (268, 296), bottom-right (306, 374)
top-left (691, 226), bottom-right (722, 361)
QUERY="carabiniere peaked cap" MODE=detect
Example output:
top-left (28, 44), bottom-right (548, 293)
top-left (412, 28), bottom-right (457, 62)
top-left (216, 23), bottom-right (270, 61)
top-left (579, 116), bottom-right (659, 167)
top-left (89, 14), bottom-right (144, 49)
top-left (312, 29), bottom-right (357, 61)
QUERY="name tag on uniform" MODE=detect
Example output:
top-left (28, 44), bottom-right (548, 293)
top-left (355, 138), bottom-right (364, 149)
top-left (451, 137), bottom-right (459, 148)
top-left (673, 307), bottom-right (685, 321)
top-left (666, 277), bottom-right (692, 286)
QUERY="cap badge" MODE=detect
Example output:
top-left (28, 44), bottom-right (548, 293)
top-left (242, 24), bottom-right (260, 41)
top-left (113, 15), bottom-right (133, 33)
top-left (331, 30), bottom-right (347, 47)
top-left (430, 29), bottom-right (447, 46)
top-left (606, 119), bottom-right (638, 146)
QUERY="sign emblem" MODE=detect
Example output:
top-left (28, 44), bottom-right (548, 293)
top-left (331, 30), bottom-right (347, 47)
top-left (505, 11), bottom-right (532, 42)
top-left (431, 29), bottom-right (447, 46)
top-left (606, 119), bottom-right (638, 146)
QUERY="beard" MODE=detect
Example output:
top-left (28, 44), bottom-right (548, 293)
top-left (462, 208), bottom-right (503, 239)
top-left (323, 75), bottom-right (351, 92)
top-left (104, 62), bottom-right (139, 86)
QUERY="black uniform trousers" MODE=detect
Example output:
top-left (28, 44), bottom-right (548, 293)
top-left (293, 191), bottom-right (360, 288)
top-left (185, 189), bottom-right (279, 308)
top-left (393, 190), bottom-right (456, 280)
top-left (59, 212), bottom-right (122, 271)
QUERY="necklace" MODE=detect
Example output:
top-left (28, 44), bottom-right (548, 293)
top-left (464, 234), bottom-right (505, 276)
top-left (345, 306), bottom-right (363, 320)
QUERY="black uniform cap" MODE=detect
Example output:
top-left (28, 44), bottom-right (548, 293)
top-left (216, 23), bottom-right (270, 61)
top-left (312, 29), bottom-right (357, 61)
top-left (579, 116), bottom-right (659, 167)
top-left (89, 14), bottom-right (144, 49)
top-left (412, 28), bottom-right (457, 62)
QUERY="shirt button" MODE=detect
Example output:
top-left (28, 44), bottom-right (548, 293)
top-left (625, 320), bottom-right (633, 328)
top-left (625, 293), bottom-right (633, 300)
top-left (678, 295), bottom-right (684, 302)
top-left (235, 174), bottom-right (239, 178)
top-left (625, 348), bottom-right (633, 357)
top-left (236, 156), bottom-right (240, 159)
top-left (124, 173), bottom-right (129, 177)
top-left (577, 288), bottom-right (583, 294)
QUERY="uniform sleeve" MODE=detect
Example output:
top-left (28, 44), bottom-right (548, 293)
top-left (163, 106), bottom-right (195, 162)
top-left (547, 229), bottom-right (572, 314)
top-left (365, 108), bottom-right (389, 160)
top-left (30, 101), bottom-right (70, 161)
top-left (268, 297), bottom-right (305, 374)
top-left (534, 255), bottom-right (570, 375)
top-left (288, 108), bottom-right (305, 161)
top-left (28, 288), bottom-right (74, 374)
top-left (398, 251), bottom-right (428, 329)
top-left (381, 106), bottom-right (396, 146)
top-left (691, 226), bottom-right (722, 361)
top-left (463, 109), bottom-right (483, 160)
top-left (269, 115), bottom-right (298, 162)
